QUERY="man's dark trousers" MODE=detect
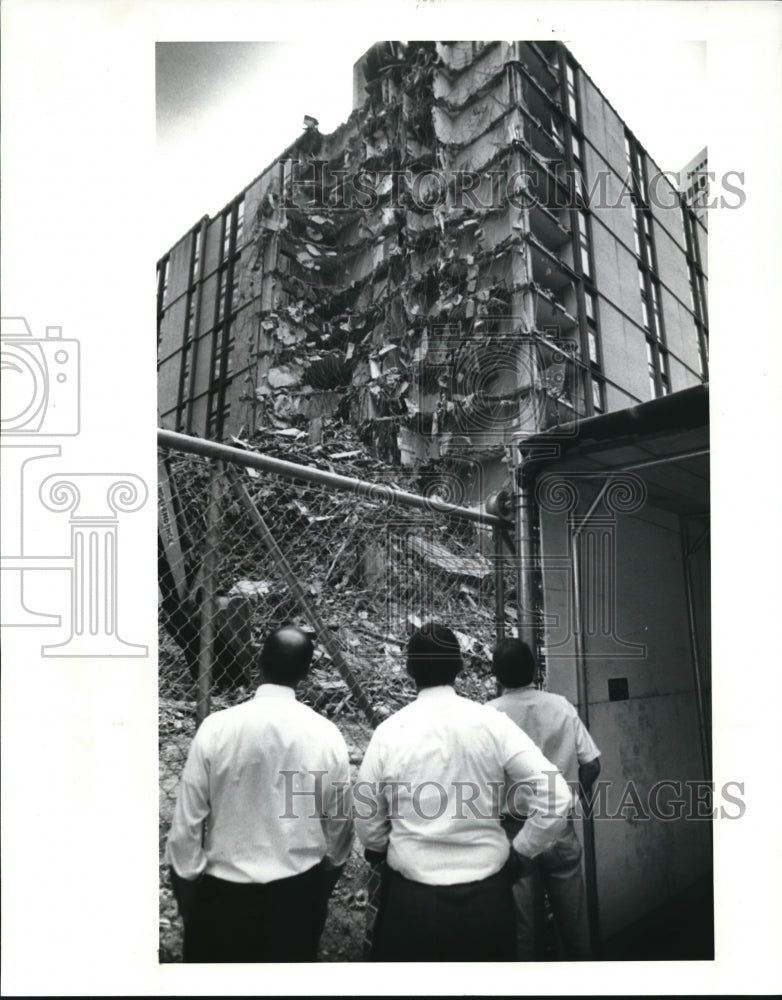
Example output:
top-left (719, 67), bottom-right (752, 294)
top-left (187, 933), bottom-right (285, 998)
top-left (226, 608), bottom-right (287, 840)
top-left (183, 864), bottom-right (327, 963)
top-left (371, 865), bottom-right (516, 962)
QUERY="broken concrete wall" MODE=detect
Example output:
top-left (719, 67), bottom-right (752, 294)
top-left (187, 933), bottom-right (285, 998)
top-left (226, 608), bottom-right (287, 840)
top-left (226, 42), bottom-right (590, 482)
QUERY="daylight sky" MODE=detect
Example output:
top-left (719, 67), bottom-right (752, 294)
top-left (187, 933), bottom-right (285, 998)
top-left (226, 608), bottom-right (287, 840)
top-left (156, 39), bottom-right (706, 255)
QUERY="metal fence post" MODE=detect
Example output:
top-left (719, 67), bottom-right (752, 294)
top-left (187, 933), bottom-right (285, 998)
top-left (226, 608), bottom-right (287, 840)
top-left (226, 466), bottom-right (383, 728)
top-left (196, 461), bottom-right (221, 726)
top-left (514, 460), bottom-right (538, 653)
top-left (492, 526), bottom-right (506, 647)
top-left (569, 527), bottom-right (601, 956)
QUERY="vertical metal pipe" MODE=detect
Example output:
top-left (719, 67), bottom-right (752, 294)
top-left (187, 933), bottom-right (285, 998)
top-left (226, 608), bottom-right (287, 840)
top-left (492, 525), bottom-right (509, 697)
top-left (493, 525), bottom-right (506, 647)
top-left (679, 516), bottom-right (711, 780)
top-left (197, 461), bottom-right (221, 726)
top-left (570, 530), bottom-right (589, 727)
top-left (571, 521), bottom-right (600, 956)
top-left (515, 461), bottom-right (537, 653)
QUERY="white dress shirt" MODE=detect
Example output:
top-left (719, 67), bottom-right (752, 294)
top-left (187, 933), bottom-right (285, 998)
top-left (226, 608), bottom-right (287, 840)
top-left (166, 684), bottom-right (354, 883)
top-left (488, 685), bottom-right (600, 785)
top-left (355, 686), bottom-right (571, 885)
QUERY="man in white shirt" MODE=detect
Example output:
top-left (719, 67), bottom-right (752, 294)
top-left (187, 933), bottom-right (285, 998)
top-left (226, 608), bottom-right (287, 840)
top-left (355, 623), bottom-right (571, 962)
top-left (488, 637), bottom-right (601, 960)
top-left (166, 626), bottom-right (354, 963)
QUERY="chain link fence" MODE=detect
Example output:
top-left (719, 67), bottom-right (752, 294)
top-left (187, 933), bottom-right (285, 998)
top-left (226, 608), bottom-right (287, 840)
top-left (158, 429), bottom-right (516, 962)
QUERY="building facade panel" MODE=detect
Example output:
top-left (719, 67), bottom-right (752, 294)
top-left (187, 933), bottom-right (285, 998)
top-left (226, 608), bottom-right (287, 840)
top-left (653, 219), bottom-right (691, 309)
top-left (586, 154), bottom-right (635, 249)
top-left (197, 273), bottom-right (218, 338)
top-left (202, 214), bottom-right (222, 279)
top-left (166, 236), bottom-right (193, 305)
top-left (158, 299), bottom-right (182, 366)
top-left (579, 73), bottom-right (609, 163)
top-left (191, 329), bottom-right (215, 400)
top-left (157, 357), bottom-right (181, 425)
top-left (598, 86), bottom-right (630, 183)
top-left (660, 287), bottom-right (700, 379)
top-left (159, 295), bottom-right (187, 362)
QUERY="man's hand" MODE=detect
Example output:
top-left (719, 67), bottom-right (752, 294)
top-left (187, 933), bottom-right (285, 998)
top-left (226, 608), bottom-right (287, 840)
top-left (507, 849), bottom-right (538, 881)
top-left (578, 757), bottom-right (601, 801)
top-left (169, 867), bottom-right (200, 924)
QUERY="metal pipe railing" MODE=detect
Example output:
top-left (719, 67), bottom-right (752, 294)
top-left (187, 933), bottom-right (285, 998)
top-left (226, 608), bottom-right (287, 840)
top-left (157, 429), bottom-right (512, 529)
top-left (196, 463), bottom-right (221, 726)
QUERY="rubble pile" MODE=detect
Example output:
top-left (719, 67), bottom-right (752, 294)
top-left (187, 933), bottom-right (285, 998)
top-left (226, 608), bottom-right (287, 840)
top-left (159, 427), bottom-right (509, 718)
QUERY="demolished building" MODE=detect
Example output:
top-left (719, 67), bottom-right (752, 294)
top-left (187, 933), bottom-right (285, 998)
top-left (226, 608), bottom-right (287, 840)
top-left (157, 40), bottom-right (708, 506)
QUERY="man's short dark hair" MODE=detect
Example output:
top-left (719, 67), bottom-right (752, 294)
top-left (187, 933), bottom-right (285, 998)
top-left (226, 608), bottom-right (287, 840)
top-left (260, 626), bottom-right (314, 685)
top-left (406, 623), bottom-right (462, 689)
top-left (492, 637), bottom-right (536, 689)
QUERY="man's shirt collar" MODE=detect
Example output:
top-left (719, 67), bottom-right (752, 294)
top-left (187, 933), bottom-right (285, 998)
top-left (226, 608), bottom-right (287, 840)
top-left (255, 683), bottom-right (296, 700)
top-left (415, 685), bottom-right (457, 701)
